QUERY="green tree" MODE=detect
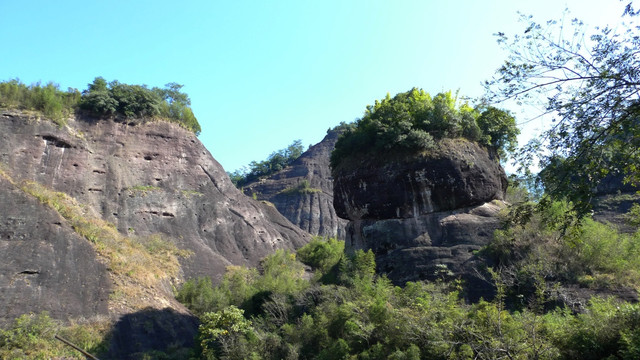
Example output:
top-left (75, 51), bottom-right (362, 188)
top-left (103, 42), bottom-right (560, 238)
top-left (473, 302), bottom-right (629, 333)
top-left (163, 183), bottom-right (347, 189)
top-left (477, 106), bottom-right (519, 159)
top-left (79, 77), bottom-right (201, 134)
top-left (198, 306), bottom-right (255, 359)
top-left (228, 139), bottom-right (305, 187)
top-left (330, 88), bottom-right (517, 172)
top-left (485, 6), bottom-right (640, 217)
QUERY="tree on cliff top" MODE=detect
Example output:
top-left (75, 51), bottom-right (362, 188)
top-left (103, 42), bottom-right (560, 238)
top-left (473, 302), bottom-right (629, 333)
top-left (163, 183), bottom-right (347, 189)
top-left (484, 5), bottom-right (640, 217)
top-left (80, 77), bottom-right (201, 134)
top-left (330, 88), bottom-right (518, 171)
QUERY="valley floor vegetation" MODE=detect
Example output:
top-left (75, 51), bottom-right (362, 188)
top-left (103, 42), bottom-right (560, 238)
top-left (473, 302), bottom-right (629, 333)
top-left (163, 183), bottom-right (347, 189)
top-left (0, 77), bottom-right (201, 134)
top-left (172, 228), bottom-right (640, 360)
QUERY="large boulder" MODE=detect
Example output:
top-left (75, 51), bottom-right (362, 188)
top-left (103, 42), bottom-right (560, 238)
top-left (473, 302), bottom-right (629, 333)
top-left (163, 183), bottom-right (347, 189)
top-left (333, 138), bottom-right (507, 291)
top-left (242, 129), bottom-right (348, 238)
top-left (334, 138), bottom-right (507, 220)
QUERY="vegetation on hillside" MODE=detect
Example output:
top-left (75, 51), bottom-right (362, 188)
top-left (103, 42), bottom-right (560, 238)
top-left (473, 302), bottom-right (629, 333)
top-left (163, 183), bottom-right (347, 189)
top-left (0, 168), bottom-right (190, 312)
top-left (173, 236), bottom-right (640, 360)
top-left (228, 140), bottom-right (305, 187)
top-left (0, 77), bottom-right (201, 134)
top-left (0, 80), bottom-right (80, 126)
top-left (0, 313), bottom-right (111, 359)
top-left (330, 89), bottom-right (519, 172)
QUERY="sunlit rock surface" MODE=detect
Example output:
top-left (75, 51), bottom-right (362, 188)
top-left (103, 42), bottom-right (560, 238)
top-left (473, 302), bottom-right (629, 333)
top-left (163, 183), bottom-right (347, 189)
top-left (0, 111), bottom-right (310, 324)
top-left (243, 129), bottom-right (348, 238)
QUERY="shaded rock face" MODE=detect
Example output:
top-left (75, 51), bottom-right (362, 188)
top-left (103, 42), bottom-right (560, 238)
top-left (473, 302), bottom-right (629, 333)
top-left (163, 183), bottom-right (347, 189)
top-left (334, 138), bottom-right (507, 290)
top-left (0, 111), bottom-right (310, 324)
top-left (334, 138), bottom-right (507, 220)
top-left (0, 176), bottom-right (111, 326)
top-left (242, 129), bottom-right (348, 238)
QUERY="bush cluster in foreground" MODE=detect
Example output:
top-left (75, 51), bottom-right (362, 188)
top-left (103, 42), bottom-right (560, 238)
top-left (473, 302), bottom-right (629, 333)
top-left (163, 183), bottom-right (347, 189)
top-left (176, 236), bottom-right (640, 360)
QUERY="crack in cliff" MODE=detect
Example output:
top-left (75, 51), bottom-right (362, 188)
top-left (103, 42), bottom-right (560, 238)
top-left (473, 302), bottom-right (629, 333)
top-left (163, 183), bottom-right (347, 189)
top-left (199, 164), bottom-right (223, 192)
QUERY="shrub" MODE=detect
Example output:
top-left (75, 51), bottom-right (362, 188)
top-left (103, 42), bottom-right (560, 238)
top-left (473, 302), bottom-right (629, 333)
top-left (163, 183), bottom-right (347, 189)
top-left (279, 180), bottom-right (321, 195)
top-left (330, 88), bottom-right (518, 172)
top-left (228, 140), bottom-right (305, 187)
top-left (297, 237), bottom-right (345, 275)
top-left (0, 79), bottom-right (79, 126)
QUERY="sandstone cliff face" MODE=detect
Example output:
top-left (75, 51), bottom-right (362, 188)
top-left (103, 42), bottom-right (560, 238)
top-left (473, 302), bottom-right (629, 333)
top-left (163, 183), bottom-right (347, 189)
top-left (0, 175), bottom-right (111, 325)
top-left (334, 138), bottom-right (507, 289)
top-left (0, 111), bottom-right (310, 324)
top-left (242, 129), bottom-right (348, 238)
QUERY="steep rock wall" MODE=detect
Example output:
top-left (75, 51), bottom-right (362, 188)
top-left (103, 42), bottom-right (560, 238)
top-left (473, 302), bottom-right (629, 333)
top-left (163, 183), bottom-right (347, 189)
top-left (334, 138), bottom-right (507, 290)
top-left (0, 111), bottom-right (310, 324)
top-left (242, 129), bottom-right (348, 238)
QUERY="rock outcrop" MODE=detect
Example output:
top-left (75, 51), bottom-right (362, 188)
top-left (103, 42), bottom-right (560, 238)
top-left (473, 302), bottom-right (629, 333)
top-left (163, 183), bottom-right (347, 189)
top-left (592, 173), bottom-right (640, 233)
top-left (0, 110), bottom-right (310, 325)
top-left (242, 129), bottom-right (348, 238)
top-left (334, 138), bottom-right (507, 290)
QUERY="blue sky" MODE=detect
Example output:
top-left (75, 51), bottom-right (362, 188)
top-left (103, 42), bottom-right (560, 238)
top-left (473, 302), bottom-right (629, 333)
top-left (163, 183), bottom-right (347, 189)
top-left (0, 1), bottom-right (626, 172)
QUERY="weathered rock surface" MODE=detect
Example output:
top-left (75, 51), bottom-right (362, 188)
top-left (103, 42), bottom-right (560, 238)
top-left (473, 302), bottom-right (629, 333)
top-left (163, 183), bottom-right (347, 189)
top-left (0, 176), bottom-right (111, 326)
top-left (242, 129), bottom-right (348, 238)
top-left (334, 138), bottom-right (507, 290)
top-left (0, 111), bottom-right (310, 325)
top-left (592, 173), bottom-right (640, 233)
top-left (334, 138), bottom-right (507, 220)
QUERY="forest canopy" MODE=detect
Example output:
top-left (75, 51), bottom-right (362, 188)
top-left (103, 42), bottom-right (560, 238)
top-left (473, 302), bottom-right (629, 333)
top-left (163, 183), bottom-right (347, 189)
top-left (330, 88), bottom-right (519, 172)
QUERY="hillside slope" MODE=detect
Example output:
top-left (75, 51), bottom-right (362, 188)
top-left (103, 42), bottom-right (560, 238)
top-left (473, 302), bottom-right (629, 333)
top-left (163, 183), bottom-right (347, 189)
top-left (0, 110), bottom-right (310, 325)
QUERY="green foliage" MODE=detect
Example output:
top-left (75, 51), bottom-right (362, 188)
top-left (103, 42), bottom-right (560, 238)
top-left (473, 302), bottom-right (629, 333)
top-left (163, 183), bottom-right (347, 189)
top-left (0, 77), bottom-right (201, 134)
top-left (177, 242), bottom-right (640, 360)
top-left (0, 79), bottom-right (80, 126)
top-left (80, 77), bottom-right (201, 134)
top-left (279, 180), bottom-right (322, 195)
top-left (228, 140), bottom-right (305, 187)
top-left (330, 88), bottom-right (518, 172)
top-left (624, 203), bottom-right (640, 228)
top-left (476, 106), bottom-right (519, 159)
top-left (0, 312), bottom-right (110, 359)
top-left (486, 10), bottom-right (640, 218)
top-left (176, 277), bottom-right (219, 317)
top-left (198, 306), bottom-right (255, 359)
top-left (297, 237), bottom-right (345, 275)
top-left (484, 199), bottom-right (640, 295)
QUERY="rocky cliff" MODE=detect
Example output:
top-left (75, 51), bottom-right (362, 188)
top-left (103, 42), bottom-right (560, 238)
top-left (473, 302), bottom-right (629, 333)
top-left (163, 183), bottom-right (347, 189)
top-left (593, 173), bottom-right (640, 233)
top-left (334, 138), bottom-right (507, 291)
top-left (242, 129), bottom-right (348, 238)
top-left (0, 110), bottom-right (310, 327)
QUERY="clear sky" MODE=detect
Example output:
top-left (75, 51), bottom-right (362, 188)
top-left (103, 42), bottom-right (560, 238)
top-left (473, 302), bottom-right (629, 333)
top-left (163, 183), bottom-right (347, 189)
top-left (0, 1), bottom-right (627, 173)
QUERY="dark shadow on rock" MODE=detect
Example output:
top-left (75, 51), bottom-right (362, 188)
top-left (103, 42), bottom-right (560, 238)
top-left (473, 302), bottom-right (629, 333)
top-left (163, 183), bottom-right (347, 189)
top-left (103, 308), bottom-right (198, 360)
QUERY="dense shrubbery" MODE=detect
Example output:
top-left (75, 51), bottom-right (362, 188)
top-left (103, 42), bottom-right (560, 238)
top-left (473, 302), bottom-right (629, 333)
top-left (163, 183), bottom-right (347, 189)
top-left (79, 77), bottom-right (201, 134)
top-left (228, 140), bottom-right (305, 187)
top-left (0, 312), bottom-right (110, 359)
top-left (330, 88), bottom-right (519, 171)
top-left (483, 199), bottom-right (640, 295)
top-left (0, 80), bottom-right (80, 126)
top-left (0, 78), bottom-right (201, 134)
top-left (175, 237), bottom-right (640, 360)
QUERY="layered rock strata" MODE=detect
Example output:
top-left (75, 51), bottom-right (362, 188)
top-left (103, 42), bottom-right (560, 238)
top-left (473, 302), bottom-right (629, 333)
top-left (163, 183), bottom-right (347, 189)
top-left (334, 138), bottom-right (507, 287)
top-left (0, 111), bottom-right (310, 324)
top-left (243, 129), bottom-right (348, 238)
